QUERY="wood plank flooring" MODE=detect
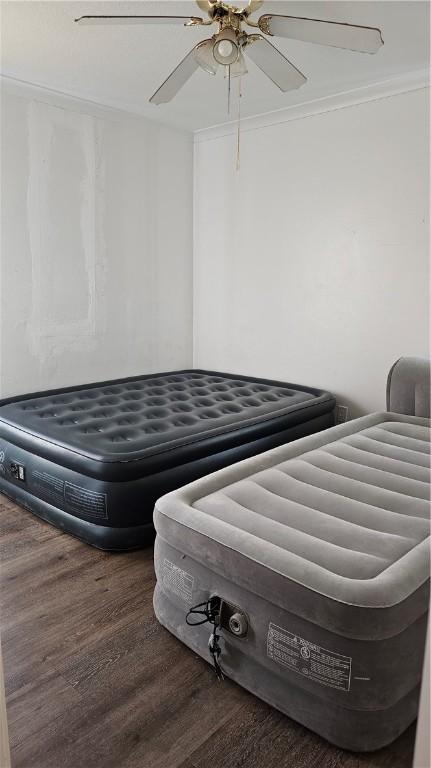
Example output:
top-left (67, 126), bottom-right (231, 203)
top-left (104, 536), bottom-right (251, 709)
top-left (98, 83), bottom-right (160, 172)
top-left (1, 495), bottom-right (416, 768)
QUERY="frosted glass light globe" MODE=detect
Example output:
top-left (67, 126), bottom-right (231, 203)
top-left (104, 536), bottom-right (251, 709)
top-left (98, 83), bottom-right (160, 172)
top-left (213, 34), bottom-right (238, 65)
top-left (217, 40), bottom-right (234, 58)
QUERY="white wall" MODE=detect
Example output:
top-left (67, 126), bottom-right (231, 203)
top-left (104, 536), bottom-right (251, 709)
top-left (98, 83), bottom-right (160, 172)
top-left (2, 82), bottom-right (429, 413)
top-left (0, 81), bottom-right (193, 399)
top-left (414, 614), bottom-right (430, 768)
top-left (193, 88), bottom-right (430, 417)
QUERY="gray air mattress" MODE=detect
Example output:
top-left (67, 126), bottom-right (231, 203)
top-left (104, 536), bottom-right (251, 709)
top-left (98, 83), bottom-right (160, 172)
top-left (153, 412), bottom-right (431, 751)
top-left (0, 369), bottom-right (334, 550)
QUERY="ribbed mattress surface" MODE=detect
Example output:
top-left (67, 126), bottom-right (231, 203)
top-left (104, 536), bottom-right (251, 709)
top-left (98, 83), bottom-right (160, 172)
top-left (0, 370), bottom-right (323, 461)
top-left (189, 418), bottom-right (431, 607)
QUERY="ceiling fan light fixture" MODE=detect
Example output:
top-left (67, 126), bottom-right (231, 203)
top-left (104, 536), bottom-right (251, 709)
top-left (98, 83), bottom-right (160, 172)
top-left (230, 50), bottom-right (248, 77)
top-left (194, 38), bottom-right (218, 74)
top-left (213, 27), bottom-right (239, 65)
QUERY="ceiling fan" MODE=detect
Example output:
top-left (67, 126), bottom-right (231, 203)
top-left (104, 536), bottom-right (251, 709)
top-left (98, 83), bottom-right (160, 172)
top-left (75, 1), bottom-right (384, 105)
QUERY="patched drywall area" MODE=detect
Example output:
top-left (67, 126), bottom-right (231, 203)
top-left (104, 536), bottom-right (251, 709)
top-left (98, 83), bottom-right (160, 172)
top-left (193, 88), bottom-right (430, 416)
top-left (1, 84), bottom-right (193, 398)
top-left (27, 102), bottom-right (96, 343)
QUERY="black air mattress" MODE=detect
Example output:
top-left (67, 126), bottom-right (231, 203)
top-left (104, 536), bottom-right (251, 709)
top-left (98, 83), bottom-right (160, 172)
top-left (0, 370), bottom-right (334, 549)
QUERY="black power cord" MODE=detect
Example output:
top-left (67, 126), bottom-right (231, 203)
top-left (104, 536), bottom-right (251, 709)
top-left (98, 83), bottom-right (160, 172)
top-left (186, 597), bottom-right (224, 681)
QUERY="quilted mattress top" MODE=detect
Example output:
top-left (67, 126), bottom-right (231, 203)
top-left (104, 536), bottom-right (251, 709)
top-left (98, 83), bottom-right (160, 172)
top-left (0, 370), bottom-right (333, 468)
top-left (156, 413), bottom-right (431, 613)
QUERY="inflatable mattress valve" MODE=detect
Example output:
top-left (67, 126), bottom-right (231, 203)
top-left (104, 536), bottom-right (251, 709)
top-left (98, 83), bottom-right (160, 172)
top-left (220, 602), bottom-right (249, 638)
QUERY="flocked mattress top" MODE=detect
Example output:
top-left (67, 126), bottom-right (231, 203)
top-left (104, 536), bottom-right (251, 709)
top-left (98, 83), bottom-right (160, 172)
top-left (156, 413), bottom-right (431, 611)
top-left (0, 370), bottom-right (333, 464)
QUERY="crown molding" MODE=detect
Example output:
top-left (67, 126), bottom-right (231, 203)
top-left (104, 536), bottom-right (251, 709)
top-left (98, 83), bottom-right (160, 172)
top-left (194, 69), bottom-right (430, 143)
top-left (0, 74), bottom-right (192, 135)
top-left (2, 69), bottom-right (428, 140)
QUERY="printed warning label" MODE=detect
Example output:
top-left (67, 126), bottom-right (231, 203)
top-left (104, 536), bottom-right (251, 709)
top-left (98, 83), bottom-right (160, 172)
top-left (267, 622), bottom-right (351, 692)
top-left (64, 482), bottom-right (107, 520)
top-left (162, 559), bottom-right (194, 604)
top-left (32, 470), bottom-right (65, 504)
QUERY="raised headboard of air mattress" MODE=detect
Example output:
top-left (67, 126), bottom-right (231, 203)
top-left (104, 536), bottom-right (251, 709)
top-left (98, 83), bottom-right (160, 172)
top-left (387, 356), bottom-right (430, 418)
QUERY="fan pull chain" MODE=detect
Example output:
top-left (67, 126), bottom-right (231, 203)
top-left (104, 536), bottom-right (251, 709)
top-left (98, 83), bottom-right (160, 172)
top-left (227, 65), bottom-right (231, 115)
top-left (236, 75), bottom-right (242, 172)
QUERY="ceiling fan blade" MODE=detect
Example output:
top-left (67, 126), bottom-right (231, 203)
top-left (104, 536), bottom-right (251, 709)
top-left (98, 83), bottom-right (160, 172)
top-left (75, 15), bottom-right (204, 26)
top-left (258, 15), bottom-right (383, 53)
top-left (150, 45), bottom-right (201, 105)
top-left (246, 35), bottom-right (306, 91)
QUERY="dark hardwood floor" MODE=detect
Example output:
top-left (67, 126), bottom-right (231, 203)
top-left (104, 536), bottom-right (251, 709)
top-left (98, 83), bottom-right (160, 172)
top-left (1, 494), bottom-right (416, 768)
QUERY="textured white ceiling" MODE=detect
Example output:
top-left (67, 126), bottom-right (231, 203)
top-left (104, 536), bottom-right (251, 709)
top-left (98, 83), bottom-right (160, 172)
top-left (1, 1), bottom-right (429, 131)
